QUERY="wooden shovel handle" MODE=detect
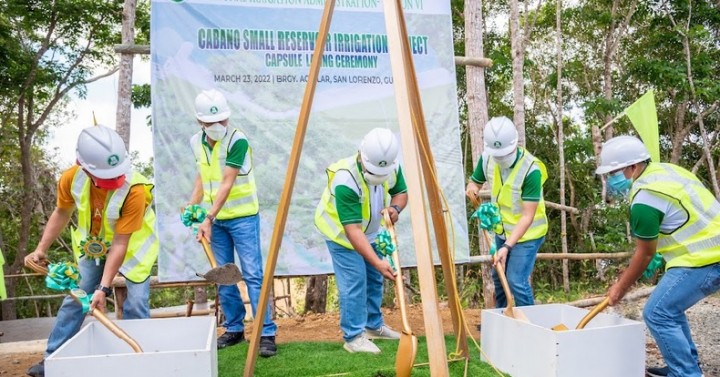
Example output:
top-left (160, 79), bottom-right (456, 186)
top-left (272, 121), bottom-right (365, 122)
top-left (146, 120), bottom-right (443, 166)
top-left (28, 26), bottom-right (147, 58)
top-left (25, 259), bottom-right (143, 353)
top-left (383, 210), bottom-right (412, 333)
top-left (199, 236), bottom-right (218, 268)
top-left (482, 230), bottom-right (516, 317)
top-left (576, 297), bottom-right (610, 329)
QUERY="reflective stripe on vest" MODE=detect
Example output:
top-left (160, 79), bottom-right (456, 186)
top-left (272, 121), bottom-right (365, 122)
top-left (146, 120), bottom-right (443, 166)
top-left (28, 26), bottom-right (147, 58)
top-left (630, 163), bottom-right (720, 268)
top-left (314, 155), bottom-right (393, 249)
top-left (191, 127), bottom-right (259, 219)
top-left (70, 169), bottom-right (159, 282)
top-left (491, 148), bottom-right (548, 242)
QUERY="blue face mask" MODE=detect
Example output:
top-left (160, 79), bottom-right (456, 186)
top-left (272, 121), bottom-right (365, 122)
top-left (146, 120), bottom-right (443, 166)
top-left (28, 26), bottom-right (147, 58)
top-left (607, 170), bottom-right (632, 197)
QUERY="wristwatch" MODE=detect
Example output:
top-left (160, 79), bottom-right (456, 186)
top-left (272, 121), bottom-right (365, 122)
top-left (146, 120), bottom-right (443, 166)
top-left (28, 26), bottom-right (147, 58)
top-left (500, 243), bottom-right (513, 253)
top-left (206, 214), bottom-right (216, 224)
top-left (391, 204), bottom-right (402, 215)
top-left (95, 284), bottom-right (113, 297)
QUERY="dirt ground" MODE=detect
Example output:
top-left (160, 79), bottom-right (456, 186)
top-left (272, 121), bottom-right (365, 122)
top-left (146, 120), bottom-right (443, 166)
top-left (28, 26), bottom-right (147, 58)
top-left (1, 298), bottom-right (718, 377)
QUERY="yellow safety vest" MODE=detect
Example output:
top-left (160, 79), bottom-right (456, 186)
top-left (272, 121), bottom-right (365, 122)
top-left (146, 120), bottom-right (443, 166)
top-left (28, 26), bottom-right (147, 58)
top-left (314, 155), bottom-right (394, 249)
top-left (191, 127), bottom-right (259, 219)
top-left (630, 163), bottom-right (720, 269)
top-left (70, 169), bottom-right (159, 283)
top-left (490, 148), bottom-right (548, 242)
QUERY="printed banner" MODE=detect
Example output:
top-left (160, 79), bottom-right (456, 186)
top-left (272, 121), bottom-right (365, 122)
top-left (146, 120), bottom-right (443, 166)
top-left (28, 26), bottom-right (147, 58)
top-left (151, 0), bottom-right (469, 281)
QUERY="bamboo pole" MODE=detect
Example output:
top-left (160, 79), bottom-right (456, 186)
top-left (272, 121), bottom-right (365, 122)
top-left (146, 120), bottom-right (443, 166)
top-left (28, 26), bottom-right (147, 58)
top-left (468, 251), bottom-right (633, 263)
top-left (383, 0), bottom-right (449, 374)
top-left (243, 0), bottom-right (335, 374)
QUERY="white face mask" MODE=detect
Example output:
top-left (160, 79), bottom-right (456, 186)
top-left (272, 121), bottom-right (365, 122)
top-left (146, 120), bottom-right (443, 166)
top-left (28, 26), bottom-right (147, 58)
top-left (364, 172), bottom-right (390, 186)
top-left (493, 150), bottom-right (516, 169)
top-left (204, 123), bottom-right (226, 141)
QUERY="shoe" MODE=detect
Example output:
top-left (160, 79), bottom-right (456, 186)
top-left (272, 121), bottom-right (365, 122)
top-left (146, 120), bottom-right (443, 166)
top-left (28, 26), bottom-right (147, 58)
top-left (26, 360), bottom-right (44, 377)
top-left (343, 333), bottom-right (381, 354)
top-left (365, 324), bottom-right (401, 340)
top-left (646, 366), bottom-right (668, 377)
top-left (217, 331), bottom-right (244, 349)
top-left (259, 336), bottom-right (277, 357)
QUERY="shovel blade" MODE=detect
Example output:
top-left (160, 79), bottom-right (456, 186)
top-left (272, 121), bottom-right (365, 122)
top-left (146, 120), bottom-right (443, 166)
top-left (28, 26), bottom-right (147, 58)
top-left (552, 323), bottom-right (569, 331)
top-left (197, 263), bottom-right (243, 285)
top-left (395, 331), bottom-right (418, 377)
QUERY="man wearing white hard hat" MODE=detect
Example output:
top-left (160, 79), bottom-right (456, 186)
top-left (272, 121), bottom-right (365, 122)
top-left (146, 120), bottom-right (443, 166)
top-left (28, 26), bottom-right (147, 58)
top-left (25, 125), bottom-right (159, 377)
top-left (314, 128), bottom-right (408, 354)
top-left (185, 89), bottom-right (277, 356)
top-left (465, 116), bottom-right (548, 308)
top-left (596, 135), bottom-right (720, 377)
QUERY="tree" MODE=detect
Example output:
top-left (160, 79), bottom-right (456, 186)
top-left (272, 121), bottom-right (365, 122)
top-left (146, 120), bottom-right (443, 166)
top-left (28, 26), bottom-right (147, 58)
top-left (0, 0), bottom-right (148, 319)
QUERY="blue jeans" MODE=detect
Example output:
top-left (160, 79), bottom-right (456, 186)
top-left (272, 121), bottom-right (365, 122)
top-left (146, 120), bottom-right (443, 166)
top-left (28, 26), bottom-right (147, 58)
top-left (643, 262), bottom-right (720, 377)
top-left (491, 235), bottom-right (544, 308)
top-left (45, 256), bottom-right (150, 357)
top-left (327, 240), bottom-right (385, 341)
top-left (211, 214), bottom-right (277, 336)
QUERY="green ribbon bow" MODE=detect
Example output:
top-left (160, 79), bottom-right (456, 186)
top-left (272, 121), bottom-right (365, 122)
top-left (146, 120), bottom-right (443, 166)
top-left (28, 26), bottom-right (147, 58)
top-left (643, 253), bottom-right (663, 279)
top-left (46, 263), bottom-right (93, 314)
top-left (181, 204), bottom-right (207, 234)
top-left (374, 229), bottom-right (397, 272)
top-left (470, 202), bottom-right (503, 256)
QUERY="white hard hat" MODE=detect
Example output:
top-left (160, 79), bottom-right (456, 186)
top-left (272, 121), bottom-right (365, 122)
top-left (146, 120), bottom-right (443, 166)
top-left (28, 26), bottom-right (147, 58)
top-left (359, 128), bottom-right (399, 176)
top-left (483, 116), bottom-right (518, 157)
top-left (76, 125), bottom-right (131, 179)
top-left (595, 135), bottom-right (651, 174)
top-left (194, 89), bottom-right (231, 123)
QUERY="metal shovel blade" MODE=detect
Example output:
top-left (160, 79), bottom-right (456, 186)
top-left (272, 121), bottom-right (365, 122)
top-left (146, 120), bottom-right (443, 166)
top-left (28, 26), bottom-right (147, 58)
top-left (395, 330), bottom-right (418, 377)
top-left (196, 263), bottom-right (243, 286)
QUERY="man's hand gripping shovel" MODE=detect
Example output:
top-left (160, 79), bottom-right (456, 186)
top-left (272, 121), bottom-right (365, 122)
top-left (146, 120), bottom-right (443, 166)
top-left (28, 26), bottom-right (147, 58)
top-left (24, 258), bottom-right (143, 353)
top-left (382, 210), bottom-right (417, 377)
top-left (181, 205), bottom-right (242, 285)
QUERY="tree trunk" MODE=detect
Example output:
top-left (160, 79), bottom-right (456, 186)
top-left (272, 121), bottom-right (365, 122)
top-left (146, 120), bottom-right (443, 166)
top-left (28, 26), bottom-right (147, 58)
top-left (304, 275), bottom-right (327, 314)
top-left (509, 0), bottom-right (525, 145)
top-left (464, 0), bottom-right (494, 308)
top-left (116, 0), bottom-right (136, 144)
top-left (555, 0), bottom-right (569, 294)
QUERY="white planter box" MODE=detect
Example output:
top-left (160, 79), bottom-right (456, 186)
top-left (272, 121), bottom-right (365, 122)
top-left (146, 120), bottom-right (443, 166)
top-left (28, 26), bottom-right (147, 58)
top-left (481, 304), bottom-right (645, 377)
top-left (46, 316), bottom-right (217, 377)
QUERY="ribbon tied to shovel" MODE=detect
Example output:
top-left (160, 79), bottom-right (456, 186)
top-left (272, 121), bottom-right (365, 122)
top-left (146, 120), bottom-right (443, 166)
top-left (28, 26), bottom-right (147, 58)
top-left (45, 262), bottom-right (92, 313)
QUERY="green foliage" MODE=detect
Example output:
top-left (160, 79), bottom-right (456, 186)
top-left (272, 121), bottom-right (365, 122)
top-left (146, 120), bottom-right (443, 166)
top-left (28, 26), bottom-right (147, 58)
top-left (218, 336), bottom-right (507, 377)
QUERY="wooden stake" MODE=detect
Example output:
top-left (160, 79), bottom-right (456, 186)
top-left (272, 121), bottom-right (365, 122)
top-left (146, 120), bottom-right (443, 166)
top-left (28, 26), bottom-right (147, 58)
top-left (382, 0), bottom-right (449, 374)
top-left (242, 0), bottom-right (336, 375)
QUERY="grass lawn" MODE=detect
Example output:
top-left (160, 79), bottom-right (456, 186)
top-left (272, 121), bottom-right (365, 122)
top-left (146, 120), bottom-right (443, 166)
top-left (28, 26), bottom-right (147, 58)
top-left (218, 336), bottom-right (508, 376)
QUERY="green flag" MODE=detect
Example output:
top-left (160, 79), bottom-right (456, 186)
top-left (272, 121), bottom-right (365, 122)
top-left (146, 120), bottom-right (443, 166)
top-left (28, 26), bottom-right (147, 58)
top-left (625, 90), bottom-right (660, 162)
top-left (0, 248), bottom-right (6, 300)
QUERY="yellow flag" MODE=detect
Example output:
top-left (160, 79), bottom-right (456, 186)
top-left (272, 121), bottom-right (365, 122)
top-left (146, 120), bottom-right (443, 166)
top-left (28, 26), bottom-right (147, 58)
top-left (625, 90), bottom-right (660, 162)
top-left (0, 249), bottom-right (6, 299)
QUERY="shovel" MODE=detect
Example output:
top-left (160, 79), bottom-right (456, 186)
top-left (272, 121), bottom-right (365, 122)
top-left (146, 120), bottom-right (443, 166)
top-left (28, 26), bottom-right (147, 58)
top-left (481, 229), bottom-right (530, 322)
top-left (25, 259), bottom-right (143, 353)
top-left (383, 211), bottom-right (418, 377)
top-left (198, 236), bottom-right (243, 286)
top-left (552, 297), bottom-right (610, 331)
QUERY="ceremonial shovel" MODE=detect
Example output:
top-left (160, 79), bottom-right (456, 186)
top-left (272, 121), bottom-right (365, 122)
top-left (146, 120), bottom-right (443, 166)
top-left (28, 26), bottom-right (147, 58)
top-left (481, 229), bottom-right (530, 323)
top-left (25, 259), bottom-right (143, 353)
top-left (552, 297), bottom-right (610, 331)
top-left (198, 236), bottom-right (243, 285)
top-left (383, 210), bottom-right (418, 377)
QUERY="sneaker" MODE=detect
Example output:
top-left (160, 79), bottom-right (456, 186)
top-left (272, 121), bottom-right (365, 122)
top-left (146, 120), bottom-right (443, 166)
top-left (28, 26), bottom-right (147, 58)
top-left (365, 325), bottom-right (401, 340)
top-left (26, 360), bottom-right (44, 377)
top-left (646, 366), bottom-right (668, 377)
top-left (217, 331), bottom-right (244, 349)
top-left (343, 333), bottom-right (381, 354)
top-left (259, 336), bottom-right (277, 358)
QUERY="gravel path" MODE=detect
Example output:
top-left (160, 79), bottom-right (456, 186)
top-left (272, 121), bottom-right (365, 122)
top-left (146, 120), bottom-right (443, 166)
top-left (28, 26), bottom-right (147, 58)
top-left (614, 294), bottom-right (720, 377)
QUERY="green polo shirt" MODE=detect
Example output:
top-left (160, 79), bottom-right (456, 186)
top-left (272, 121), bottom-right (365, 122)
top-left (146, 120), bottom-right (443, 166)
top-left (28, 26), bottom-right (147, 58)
top-left (335, 164), bottom-right (407, 225)
top-left (202, 132), bottom-right (249, 169)
top-left (470, 149), bottom-right (543, 201)
top-left (630, 204), bottom-right (663, 240)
